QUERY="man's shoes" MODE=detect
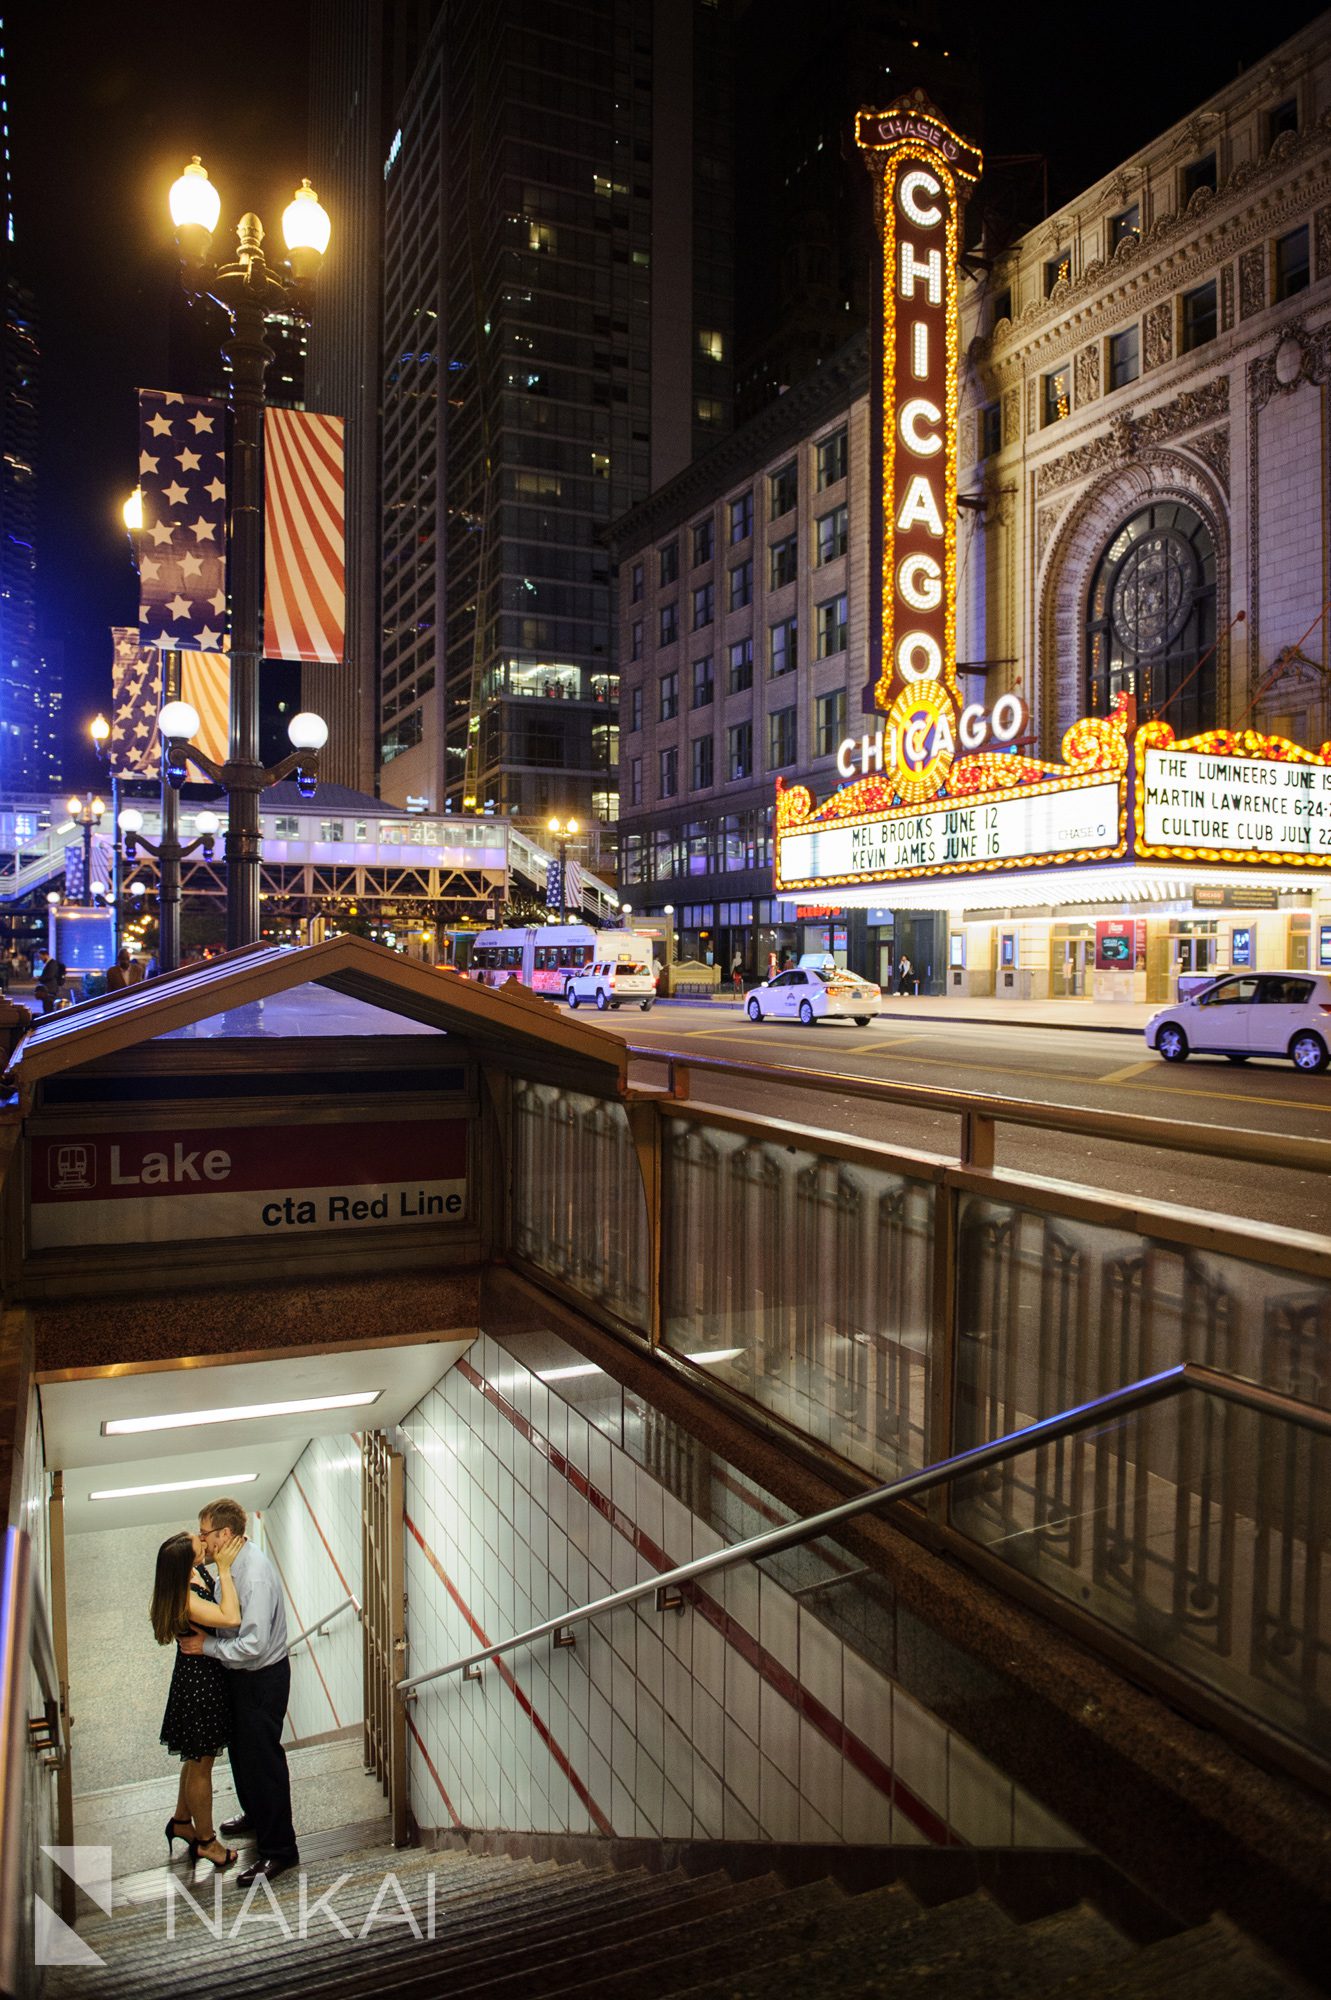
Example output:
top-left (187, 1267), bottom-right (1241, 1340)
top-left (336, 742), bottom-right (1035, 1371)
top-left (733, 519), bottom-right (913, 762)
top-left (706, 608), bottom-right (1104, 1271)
top-left (219, 1815), bottom-right (254, 1837)
top-left (236, 1855), bottom-right (298, 1887)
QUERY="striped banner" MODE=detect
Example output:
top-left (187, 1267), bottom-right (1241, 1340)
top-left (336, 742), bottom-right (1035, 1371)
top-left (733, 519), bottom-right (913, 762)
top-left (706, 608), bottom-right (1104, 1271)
top-left (180, 651), bottom-right (230, 767)
top-left (263, 408), bottom-right (346, 663)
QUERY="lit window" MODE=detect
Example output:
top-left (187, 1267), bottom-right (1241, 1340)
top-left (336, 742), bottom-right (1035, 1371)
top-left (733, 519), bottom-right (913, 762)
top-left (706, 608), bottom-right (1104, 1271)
top-left (769, 617), bottom-right (797, 677)
top-left (815, 505), bottom-right (848, 564)
top-left (816, 594), bottom-right (847, 658)
top-left (1042, 365), bottom-right (1071, 426)
top-left (698, 328), bottom-right (724, 362)
top-left (1044, 248), bottom-right (1071, 297)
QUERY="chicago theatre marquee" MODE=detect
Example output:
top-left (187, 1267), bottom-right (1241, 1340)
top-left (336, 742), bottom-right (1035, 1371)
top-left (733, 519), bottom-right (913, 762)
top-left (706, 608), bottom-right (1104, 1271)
top-left (776, 40), bottom-right (1331, 1003)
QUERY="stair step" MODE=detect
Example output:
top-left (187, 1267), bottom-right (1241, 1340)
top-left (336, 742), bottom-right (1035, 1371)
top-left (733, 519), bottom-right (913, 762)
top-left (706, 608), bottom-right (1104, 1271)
top-left (558, 1876), bottom-right (850, 2000)
top-left (1054, 1914), bottom-right (1315, 1999)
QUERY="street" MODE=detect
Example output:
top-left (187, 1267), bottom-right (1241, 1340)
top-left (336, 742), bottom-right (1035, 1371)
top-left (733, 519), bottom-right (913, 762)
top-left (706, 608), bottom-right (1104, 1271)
top-left (583, 1001), bottom-right (1331, 1232)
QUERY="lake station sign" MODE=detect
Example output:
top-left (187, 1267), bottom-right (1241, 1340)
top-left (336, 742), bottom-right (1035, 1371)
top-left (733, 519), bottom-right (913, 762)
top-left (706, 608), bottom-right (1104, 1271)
top-left (29, 1117), bottom-right (470, 1250)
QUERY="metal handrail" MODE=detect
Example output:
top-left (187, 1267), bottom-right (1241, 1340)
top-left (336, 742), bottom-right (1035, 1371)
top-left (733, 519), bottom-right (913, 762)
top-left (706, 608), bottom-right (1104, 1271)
top-left (1, 1527), bottom-right (64, 1998)
top-left (289, 1594), bottom-right (360, 1654)
top-left (624, 1045), bottom-right (1331, 1178)
top-left (396, 1362), bottom-right (1331, 1697)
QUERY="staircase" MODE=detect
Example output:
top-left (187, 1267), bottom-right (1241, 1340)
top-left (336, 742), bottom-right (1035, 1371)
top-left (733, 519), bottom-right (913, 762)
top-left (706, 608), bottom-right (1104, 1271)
top-left (48, 1827), bottom-right (1312, 1998)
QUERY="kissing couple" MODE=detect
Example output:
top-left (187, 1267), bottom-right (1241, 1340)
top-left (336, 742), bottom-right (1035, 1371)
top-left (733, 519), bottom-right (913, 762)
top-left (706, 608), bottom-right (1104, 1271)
top-left (150, 1495), bottom-right (300, 1885)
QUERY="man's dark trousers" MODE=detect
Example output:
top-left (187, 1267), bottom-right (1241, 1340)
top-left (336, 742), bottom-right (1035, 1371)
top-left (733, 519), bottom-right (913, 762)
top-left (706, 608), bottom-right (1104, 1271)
top-left (227, 1659), bottom-right (298, 1863)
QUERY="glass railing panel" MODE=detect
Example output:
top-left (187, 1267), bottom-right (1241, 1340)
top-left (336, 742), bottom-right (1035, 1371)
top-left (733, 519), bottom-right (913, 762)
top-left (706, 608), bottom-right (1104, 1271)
top-left (950, 1398), bottom-right (1329, 1760)
top-left (954, 1197), bottom-right (1331, 1452)
top-left (510, 1079), bottom-right (650, 1331)
top-left (661, 1119), bottom-right (937, 1484)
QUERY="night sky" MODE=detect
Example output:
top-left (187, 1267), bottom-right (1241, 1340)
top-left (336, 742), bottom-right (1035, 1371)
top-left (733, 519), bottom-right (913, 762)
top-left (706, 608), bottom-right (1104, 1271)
top-left (13, 0), bottom-right (1329, 786)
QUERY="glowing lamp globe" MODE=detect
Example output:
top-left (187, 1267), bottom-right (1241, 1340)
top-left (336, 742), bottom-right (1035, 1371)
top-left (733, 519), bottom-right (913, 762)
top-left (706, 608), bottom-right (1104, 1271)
top-left (90, 714), bottom-right (110, 749)
top-left (193, 811), bottom-right (221, 837)
top-left (282, 180), bottom-right (330, 277)
top-left (287, 711), bottom-right (329, 752)
top-left (66, 796), bottom-right (81, 819)
top-left (122, 489), bottom-right (143, 532)
top-left (117, 809), bottom-right (144, 836)
top-left (159, 701), bottom-right (200, 742)
top-left (168, 157), bottom-right (221, 236)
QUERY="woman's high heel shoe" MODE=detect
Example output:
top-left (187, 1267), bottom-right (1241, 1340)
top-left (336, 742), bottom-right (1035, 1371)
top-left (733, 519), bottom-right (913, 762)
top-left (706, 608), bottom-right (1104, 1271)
top-left (165, 1816), bottom-right (195, 1856)
top-left (192, 1835), bottom-right (238, 1872)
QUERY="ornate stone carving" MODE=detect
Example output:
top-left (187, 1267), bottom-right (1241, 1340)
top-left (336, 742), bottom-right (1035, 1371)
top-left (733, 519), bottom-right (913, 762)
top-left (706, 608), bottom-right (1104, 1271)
top-left (1027, 380), bottom-right (1038, 437)
top-left (1316, 205), bottom-right (1331, 284)
top-left (1035, 379), bottom-right (1229, 498)
top-left (1036, 505), bottom-right (1063, 566)
top-left (1188, 425), bottom-right (1230, 494)
top-left (1074, 344), bottom-right (1100, 407)
top-left (1250, 317), bottom-right (1331, 413)
top-left (1239, 245), bottom-right (1266, 319)
top-left (1143, 301), bottom-right (1173, 372)
top-left (1002, 387), bottom-right (1021, 447)
top-left (1221, 262), bottom-right (1235, 332)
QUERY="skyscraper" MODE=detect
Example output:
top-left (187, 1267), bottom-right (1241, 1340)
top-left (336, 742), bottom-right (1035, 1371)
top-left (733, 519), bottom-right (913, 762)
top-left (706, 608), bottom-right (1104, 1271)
top-left (376, 0), bottom-right (734, 821)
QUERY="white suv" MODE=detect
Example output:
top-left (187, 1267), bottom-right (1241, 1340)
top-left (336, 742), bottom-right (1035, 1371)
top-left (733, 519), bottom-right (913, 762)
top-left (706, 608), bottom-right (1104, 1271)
top-left (566, 958), bottom-right (655, 1012)
top-left (1146, 971), bottom-right (1331, 1073)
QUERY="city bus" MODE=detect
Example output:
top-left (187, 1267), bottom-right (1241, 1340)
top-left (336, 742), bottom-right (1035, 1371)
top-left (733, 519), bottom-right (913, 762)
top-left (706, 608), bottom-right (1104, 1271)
top-left (467, 925), bottom-right (653, 999)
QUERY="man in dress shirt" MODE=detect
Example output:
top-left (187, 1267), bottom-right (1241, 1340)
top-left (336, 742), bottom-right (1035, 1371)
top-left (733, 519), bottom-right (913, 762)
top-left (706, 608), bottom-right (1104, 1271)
top-left (178, 1496), bottom-right (299, 1884)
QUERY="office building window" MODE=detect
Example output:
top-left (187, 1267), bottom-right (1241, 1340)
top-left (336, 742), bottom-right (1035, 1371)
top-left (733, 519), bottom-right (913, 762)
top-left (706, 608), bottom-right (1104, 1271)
top-left (692, 518), bottom-right (714, 566)
top-left (659, 540), bottom-right (679, 587)
top-left (815, 504), bottom-right (848, 564)
top-left (1045, 247), bottom-right (1071, 295)
top-left (630, 619), bottom-right (643, 660)
top-left (978, 402), bottom-right (1001, 459)
top-left (1182, 153), bottom-right (1217, 202)
top-left (1110, 205), bottom-right (1140, 251)
top-left (1181, 280), bottom-right (1217, 352)
top-left (727, 720), bottom-right (753, 780)
top-left (769, 459), bottom-right (798, 519)
top-left (629, 686), bottom-right (643, 732)
top-left (1108, 325), bottom-right (1139, 391)
top-left (659, 670), bottom-right (679, 721)
top-left (698, 328), bottom-right (725, 361)
top-left (729, 490), bottom-right (753, 543)
top-left (659, 602), bottom-right (678, 646)
top-left (691, 736), bottom-right (714, 790)
top-left (1274, 225), bottom-right (1310, 301)
top-left (729, 558), bottom-right (753, 610)
top-left (769, 617), bottom-right (797, 677)
top-left (692, 656), bottom-right (714, 708)
top-left (816, 593), bottom-right (847, 658)
top-left (992, 286), bottom-right (1012, 327)
top-left (769, 534), bottom-right (798, 589)
top-left (1268, 97), bottom-right (1298, 144)
top-left (816, 426), bottom-right (848, 488)
top-left (692, 582), bottom-right (714, 631)
top-left (696, 397), bottom-right (725, 427)
top-left (768, 706), bottom-right (797, 768)
top-left (727, 637), bottom-right (753, 692)
top-left (1043, 364), bottom-right (1071, 426)
top-left (630, 561), bottom-right (644, 602)
top-left (629, 757), bottom-right (642, 806)
top-left (816, 689), bottom-right (846, 756)
top-left (659, 747), bottom-right (678, 797)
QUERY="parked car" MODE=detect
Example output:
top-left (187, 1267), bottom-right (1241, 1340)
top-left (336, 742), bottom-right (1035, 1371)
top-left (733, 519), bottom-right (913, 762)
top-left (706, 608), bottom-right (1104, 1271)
top-left (1145, 971), bottom-right (1331, 1073)
top-left (746, 966), bottom-right (882, 1026)
top-left (566, 957), bottom-right (656, 1012)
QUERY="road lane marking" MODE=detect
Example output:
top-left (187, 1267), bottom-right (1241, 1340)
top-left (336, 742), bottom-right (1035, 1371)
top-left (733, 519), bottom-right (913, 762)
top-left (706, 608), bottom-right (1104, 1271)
top-left (1099, 1060), bottom-right (1158, 1085)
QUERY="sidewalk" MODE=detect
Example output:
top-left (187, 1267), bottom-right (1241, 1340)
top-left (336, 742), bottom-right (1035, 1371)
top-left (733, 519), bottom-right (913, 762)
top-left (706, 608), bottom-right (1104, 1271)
top-left (659, 992), bottom-right (1156, 1036)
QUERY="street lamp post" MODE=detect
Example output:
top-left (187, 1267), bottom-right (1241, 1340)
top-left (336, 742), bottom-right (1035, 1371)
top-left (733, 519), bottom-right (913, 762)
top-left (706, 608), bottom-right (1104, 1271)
top-left (547, 816), bottom-right (579, 924)
top-left (89, 713), bottom-right (121, 943)
top-left (65, 794), bottom-right (105, 907)
top-left (167, 158), bottom-right (331, 951)
top-left (117, 804), bottom-right (220, 974)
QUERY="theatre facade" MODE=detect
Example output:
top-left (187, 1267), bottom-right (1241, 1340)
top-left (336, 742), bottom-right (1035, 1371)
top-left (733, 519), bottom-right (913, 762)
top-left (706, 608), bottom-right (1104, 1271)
top-left (611, 15), bottom-right (1331, 999)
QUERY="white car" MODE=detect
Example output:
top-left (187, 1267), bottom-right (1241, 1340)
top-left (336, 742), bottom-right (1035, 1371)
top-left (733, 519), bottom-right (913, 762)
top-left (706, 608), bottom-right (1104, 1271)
top-left (566, 957), bottom-right (655, 1012)
top-left (746, 966), bottom-right (882, 1027)
top-left (1146, 970), bottom-right (1331, 1073)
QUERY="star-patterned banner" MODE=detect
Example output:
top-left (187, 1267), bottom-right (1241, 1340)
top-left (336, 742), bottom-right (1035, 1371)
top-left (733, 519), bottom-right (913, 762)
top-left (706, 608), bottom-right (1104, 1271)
top-left (109, 627), bottom-right (161, 777)
top-left (136, 388), bottom-right (228, 654)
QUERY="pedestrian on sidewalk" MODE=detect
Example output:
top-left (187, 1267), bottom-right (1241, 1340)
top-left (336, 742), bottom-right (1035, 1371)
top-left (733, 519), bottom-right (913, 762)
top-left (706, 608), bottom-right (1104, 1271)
top-left (897, 954), bottom-right (915, 996)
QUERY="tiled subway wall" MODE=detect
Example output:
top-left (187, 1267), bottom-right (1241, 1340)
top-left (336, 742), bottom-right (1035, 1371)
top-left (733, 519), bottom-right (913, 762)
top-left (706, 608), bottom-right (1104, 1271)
top-left (262, 1433), bottom-right (363, 1743)
top-left (401, 1332), bottom-right (1081, 1849)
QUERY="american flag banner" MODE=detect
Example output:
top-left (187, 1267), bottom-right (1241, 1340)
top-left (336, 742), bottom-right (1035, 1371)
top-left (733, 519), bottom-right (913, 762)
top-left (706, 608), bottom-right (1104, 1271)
top-left (64, 837), bottom-right (111, 903)
top-left (137, 388), bottom-right (228, 653)
top-left (545, 860), bottom-right (561, 908)
top-left (565, 859), bottom-right (585, 913)
top-left (180, 651), bottom-right (230, 768)
top-left (109, 628), bottom-right (161, 777)
top-left (263, 408), bottom-right (346, 663)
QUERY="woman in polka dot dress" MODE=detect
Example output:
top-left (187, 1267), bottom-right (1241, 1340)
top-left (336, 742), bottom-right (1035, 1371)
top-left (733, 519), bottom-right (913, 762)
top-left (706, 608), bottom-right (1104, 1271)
top-left (150, 1529), bottom-right (243, 1870)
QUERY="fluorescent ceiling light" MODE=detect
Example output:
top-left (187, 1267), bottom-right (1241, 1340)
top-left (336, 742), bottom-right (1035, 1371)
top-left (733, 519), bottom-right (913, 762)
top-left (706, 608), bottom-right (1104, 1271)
top-left (535, 1363), bottom-right (603, 1382)
top-left (686, 1348), bottom-right (744, 1364)
top-left (89, 1473), bottom-right (260, 1501)
top-left (102, 1391), bottom-right (382, 1437)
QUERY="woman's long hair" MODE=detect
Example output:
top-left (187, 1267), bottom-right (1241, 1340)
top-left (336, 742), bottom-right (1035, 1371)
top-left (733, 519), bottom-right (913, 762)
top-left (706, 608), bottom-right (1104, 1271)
top-left (150, 1532), bottom-right (198, 1646)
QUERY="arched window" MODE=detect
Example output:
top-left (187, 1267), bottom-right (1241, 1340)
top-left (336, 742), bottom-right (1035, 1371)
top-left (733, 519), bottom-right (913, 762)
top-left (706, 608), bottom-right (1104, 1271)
top-left (1085, 502), bottom-right (1217, 736)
